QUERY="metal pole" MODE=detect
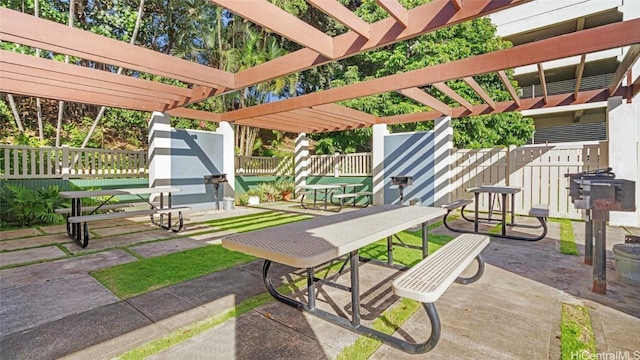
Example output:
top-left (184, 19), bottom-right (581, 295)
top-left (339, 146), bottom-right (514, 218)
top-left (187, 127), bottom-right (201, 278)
top-left (584, 209), bottom-right (593, 265)
top-left (350, 250), bottom-right (361, 327)
top-left (422, 222), bottom-right (429, 258)
top-left (592, 210), bottom-right (607, 294)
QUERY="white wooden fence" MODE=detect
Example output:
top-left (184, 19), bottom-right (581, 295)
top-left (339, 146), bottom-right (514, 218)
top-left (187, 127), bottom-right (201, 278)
top-left (235, 155), bottom-right (294, 176)
top-left (0, 145), bottom-right (148, 179)
top-left (308, 152), bottom-right (372, 176)
top-left (450, 141), bottom-right (608, 220)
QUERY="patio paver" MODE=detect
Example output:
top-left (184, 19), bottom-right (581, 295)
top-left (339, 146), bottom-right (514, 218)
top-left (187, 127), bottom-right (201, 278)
top-left (0, 245), bottom-right (67, 267)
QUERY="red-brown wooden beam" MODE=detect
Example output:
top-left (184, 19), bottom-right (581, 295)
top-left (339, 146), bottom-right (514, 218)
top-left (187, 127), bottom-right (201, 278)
top-left (537, 63), bottom-right (548, 104)
top-left (219, 18), bottom-right (640, 122)
top-left (609, 44), bottom-right (640, 95)
top-left (574, 54), bottom-right (586, 100)
top-left (209, 0), bottom-right (334, 58)
top-left (307, 0), bottom-right (370, 38)
top-left (462, 77), bottom-right (496, 109)
top-left (497, 71), bottom-right (521, 107)
top-left (232, 0), bottom-right (532, 89)
top-left (376, 0), bottom-right (409, 27)
top-left (432, 82), bottom-right (474, 111)
top-left (381, 88), bottom-right (624, 125)
top-left (0, 8), bottom-right (235, 89)
top-left (398, 88), bottom-right (452, 115)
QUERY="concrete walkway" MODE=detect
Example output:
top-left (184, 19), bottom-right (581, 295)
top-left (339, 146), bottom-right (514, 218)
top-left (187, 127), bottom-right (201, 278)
top-left (1, 204), bottom-right (638, 359)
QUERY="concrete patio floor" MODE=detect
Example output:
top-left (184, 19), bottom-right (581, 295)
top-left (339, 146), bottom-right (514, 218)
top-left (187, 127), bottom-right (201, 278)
top-left (1, 203), bottom-right (639, 359)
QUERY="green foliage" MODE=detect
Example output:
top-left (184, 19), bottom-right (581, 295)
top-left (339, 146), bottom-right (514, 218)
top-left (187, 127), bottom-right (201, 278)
top-left (0, 184), bottom-right (64, 226)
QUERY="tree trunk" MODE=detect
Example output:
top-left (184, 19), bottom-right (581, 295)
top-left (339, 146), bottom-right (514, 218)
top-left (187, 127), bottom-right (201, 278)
top-left (7, 94), bottom-right (24, 132)
top-left (35, 0), bottom-right (44, 140)
top-left (81, 0), bottom-right (145, 148)
top-left (56, 0), bottom-right (75, 147)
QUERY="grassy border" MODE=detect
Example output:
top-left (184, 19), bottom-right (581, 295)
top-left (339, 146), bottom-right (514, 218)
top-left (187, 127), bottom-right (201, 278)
top-left (553, 218), bottom-right (578, 255)
top-left (560, 303), bottom-right (596, 359)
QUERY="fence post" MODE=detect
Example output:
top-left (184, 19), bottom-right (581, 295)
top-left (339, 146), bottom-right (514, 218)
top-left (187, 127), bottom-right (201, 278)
top-left (61, 145), bottom-right (70, 180)
top-left (333, 152), bottom-right (340, 177)
top-left (508, 145), bottom-right (517, 186)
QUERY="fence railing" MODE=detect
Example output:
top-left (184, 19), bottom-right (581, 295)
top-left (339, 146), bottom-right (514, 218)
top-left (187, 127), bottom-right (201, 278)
top-left (308, 152), bottom-right (372, 176)
top-left (235, 155), bottom-right (293, 176)
top-left (0, 145), bottom-right (148, 179)
top-left (450, 141), bottom-right (608, 220)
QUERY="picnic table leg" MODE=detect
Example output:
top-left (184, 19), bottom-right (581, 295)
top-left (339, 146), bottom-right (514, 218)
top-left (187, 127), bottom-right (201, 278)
top-left (422, 222), bottom-right (428, 258)
top-left (387, 236), bottom-right (393, 265)
top-left (349, 250), bottom-right (361, 327)
top-left (510, 193), bottom-right (516, 225)
top-left (307, 267), bottom-right (316, 309)
top-left (501, 193), bottom-right (507, 236)
top-left (474, 193), bottom-right (480, 233)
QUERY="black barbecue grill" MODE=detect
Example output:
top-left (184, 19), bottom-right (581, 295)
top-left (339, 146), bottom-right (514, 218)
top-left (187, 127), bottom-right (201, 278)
top-left (390, 176), bottom-right (413, 205)
top-left (565, 168), bottom-right (636, 294)
top-left (204, 173), bottom-right (228, 210)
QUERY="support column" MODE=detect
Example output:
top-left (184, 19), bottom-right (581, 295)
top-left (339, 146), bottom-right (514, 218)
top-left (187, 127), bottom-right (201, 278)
top-left (217, 121), bottom-right (235, 198)
top-left (433, 116), bottom-right (453, 206)
top-left (294, 133), bottom-right (309, 193)
top-left (148, 111), bottom-right (172, 192)
top-left (607, 96), bottom-right (640, 227)
top-left (372, 123), bottom-right (389, 205)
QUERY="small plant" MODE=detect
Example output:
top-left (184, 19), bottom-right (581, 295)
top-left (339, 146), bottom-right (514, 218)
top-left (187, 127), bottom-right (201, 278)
top-left (256, 182), bottom-right (279, 202)
top-left (1, 184), bottom-right (65, 226)
top-left (275, 179), bottom-right (295, 201)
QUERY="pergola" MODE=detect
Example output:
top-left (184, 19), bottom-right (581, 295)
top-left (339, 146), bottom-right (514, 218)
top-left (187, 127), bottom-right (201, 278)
top-left (1, 0), bottom-right (639, 133)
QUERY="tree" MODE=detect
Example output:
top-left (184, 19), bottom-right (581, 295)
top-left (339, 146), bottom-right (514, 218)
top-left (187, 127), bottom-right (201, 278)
top-left (310, 0), bottom-right (534, 152)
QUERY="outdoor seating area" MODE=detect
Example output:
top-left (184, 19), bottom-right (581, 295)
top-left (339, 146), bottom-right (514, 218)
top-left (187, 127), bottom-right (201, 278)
top-left (0, 203), bottom-right (639, 359)
top-left (1, 0), bottom-right (639, 359)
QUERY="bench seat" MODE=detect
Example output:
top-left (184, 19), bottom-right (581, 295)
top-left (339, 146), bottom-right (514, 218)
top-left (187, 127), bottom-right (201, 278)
top-left (55, 203), bottom-right (132, 215)
top-left (529, 204), bottom-right (550, 218)
top-left (441, 199), bottom-right (473, 211)
top-left (332, 193), bottom-right (358, 199)
top-left (393, 233), bottom-right (489, 303)
top-left (68, 206), bottom-right (190, 223)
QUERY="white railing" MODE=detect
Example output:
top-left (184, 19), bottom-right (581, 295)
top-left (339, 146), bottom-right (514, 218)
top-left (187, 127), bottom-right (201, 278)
top-left (308, 152), bottom-right (372, 176)
top-left (450, 141), bottom-right (608, 220)
top-left (235, 155), bottom-right (293, 176)
top-left (1, 145), bottom-right (148, 179)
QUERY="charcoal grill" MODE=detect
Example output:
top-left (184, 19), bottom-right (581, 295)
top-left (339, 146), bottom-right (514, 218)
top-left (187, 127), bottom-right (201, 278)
top-left (204, 173), bottom-right (228, 210)
top-left (391, 176), bottom-right (413, 205)
top-left (566, 168), bottom-right (636, 294)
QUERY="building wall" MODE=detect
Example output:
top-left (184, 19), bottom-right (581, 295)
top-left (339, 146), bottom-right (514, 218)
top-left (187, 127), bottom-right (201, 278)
top-left (383, 131), bottom-right (436, 205)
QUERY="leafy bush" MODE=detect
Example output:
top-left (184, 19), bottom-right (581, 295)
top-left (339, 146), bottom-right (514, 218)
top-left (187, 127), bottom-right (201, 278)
top-left (0, 184), bottom-right (65, 227)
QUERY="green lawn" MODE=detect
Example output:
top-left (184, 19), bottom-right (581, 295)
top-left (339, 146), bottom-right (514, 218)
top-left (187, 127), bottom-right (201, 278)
top-left (91, 211), bottom-right (311, 299)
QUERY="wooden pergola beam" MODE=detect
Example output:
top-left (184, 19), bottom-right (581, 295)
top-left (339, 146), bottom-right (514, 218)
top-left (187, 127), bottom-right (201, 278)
top-left (312, 104), bottom-right (378, 126)
top-left (462, 77), bottom-right (496, 109)
top-left (497, 71), bottom-right (521, 107)
top-left (382, 88), bottom-right (622, 125)
top-left (574, 54), bottom-right (586, 100)
top-left (0, 8), bottom-right (235, 89)
top-left (537, 63), bottom-right (548, 104)
top-left (166, 108), bottom-right (222, 122)
top-left (0, 76), bottom-right (166, 111)
top-left (232, 0), bottom-right (532, 89)
top-left (209, 0), bottom-right (334, 58)
top-left (398, 88), bottom-right (452, 115)
top-left (0, 50), bottom-right (191, 100)
top-left (432, 82), bottom-right (474, 111)
top-left (219, 18), bottom-right (640, 121)
top-left (376, 0), bottom-right (409, 27)
top-left (609, 44), bottom-right (640, 95)
top-left (307, 0), bottom-right (370, 38)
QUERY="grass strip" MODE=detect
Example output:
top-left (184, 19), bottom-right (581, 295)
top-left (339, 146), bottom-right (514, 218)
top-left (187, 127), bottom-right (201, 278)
top-left (560, 303), bottom-right (596, 360)
top-left (337, 231), bottom-right (454, 359)
top-left (337, 298), bottom-right (421, 360)
top-left (91, 245), bottom-right (256, 299)
top-left (115, 291), bottom-right (277, 360)
top-left (554, 219), bottom-right (578, 255)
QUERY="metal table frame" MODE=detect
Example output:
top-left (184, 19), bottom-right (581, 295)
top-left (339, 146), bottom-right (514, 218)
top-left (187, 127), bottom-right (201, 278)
top-left (222, 205), bottom-right (446, 353)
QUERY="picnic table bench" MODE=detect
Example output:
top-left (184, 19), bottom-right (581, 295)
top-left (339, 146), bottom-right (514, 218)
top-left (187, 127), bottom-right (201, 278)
top-left (441, 186), bottom-right (549, 241)
top-left (58, 187), bottom-right (188, 248)
top-left (222, 205), bottom-right (490, 354)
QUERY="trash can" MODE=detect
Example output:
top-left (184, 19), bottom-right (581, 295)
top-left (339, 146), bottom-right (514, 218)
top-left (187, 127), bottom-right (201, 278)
top-left (223, 197), bottom-right (235, 211)
top-left (613, 243), bottom-right (640, 286)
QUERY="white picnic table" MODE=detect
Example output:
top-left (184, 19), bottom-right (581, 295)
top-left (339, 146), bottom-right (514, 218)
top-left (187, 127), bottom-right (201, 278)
top-left (221, 204), bottom-right (446, 350)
